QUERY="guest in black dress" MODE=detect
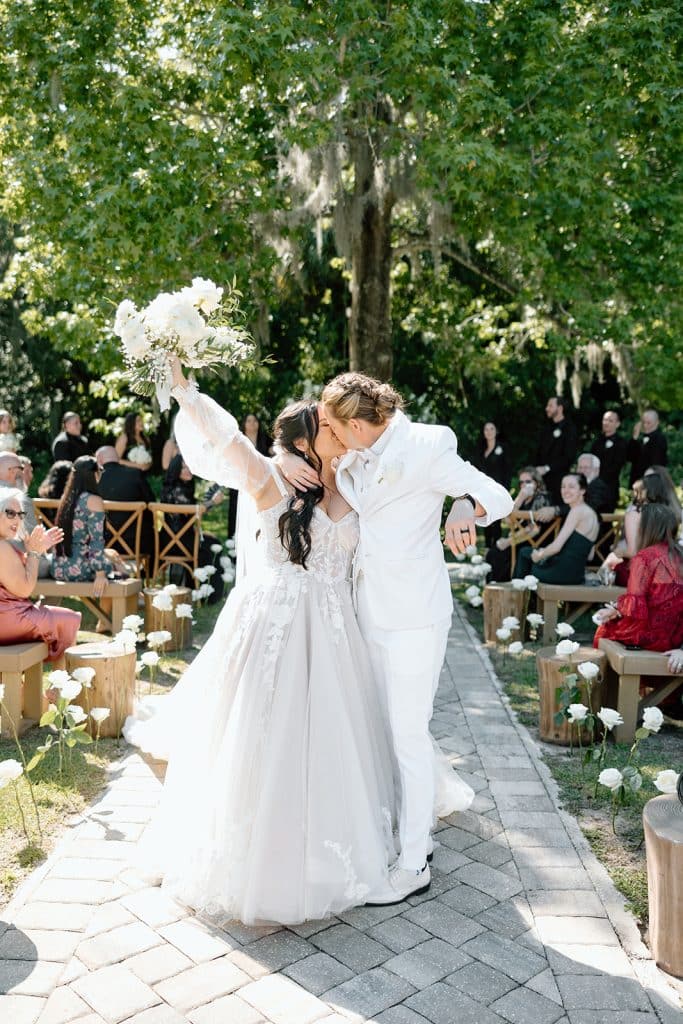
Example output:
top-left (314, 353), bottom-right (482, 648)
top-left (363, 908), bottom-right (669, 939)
top-left (516, 473), bottom-right (599, 584)
top-left (474, 422), bottom-right (511, 547)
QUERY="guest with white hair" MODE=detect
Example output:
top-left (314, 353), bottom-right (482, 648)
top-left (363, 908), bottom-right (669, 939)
top-left (577, 453), bottom-right (612, 515)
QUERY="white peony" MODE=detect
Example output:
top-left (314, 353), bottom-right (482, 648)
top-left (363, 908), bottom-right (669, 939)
top-left (122, 614), bottom-right (144, 634)
top-left (598, 768), bottom-right (624, 792)
top-left (119, 317), bottom-right (148, 360)
top-left (90, 708), bottom-right (110, 725)
top-left (465, 586), bottom-right (480, 599)
top-left (71, 667), bottom-right (96, 688)
top-left (597, 707), bottom-right (624, 731)
top-left (654, 770), bottom-right (680, 795)
top-left (114, 299), bottom-right (138, 334)
top-left (60, 679), bottom-right (82, 702)
top-left (509, 641), bottom-right (524, 655)
top-left (152, 592), bottom-right (174, 613)
top-left (141, 651), bottom-right (160, 668)
top-left (0, 759), bottom-right (24, 788)
top-left (642, 707), bottom-right (664, 733)
top-left (555, 640), bottom-right (580, 657)
top-left (502, 616), bottom-right (520, 630)
top-left (567, 703), bottom-right (589, 723)
top-left (555, 622), bottom-right (575, 638)
top-left (66, 705), bottom-right (87, 724)
top-left (182, 276), bottom-right (223, 314)
top-left (496, 628), bottom-right (512, 642)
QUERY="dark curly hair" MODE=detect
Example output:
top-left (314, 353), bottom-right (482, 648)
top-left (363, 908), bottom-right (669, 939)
top-left (55, 456), bottom-right (100, 557)
top-left (274, 401), bottom-right (324, 569)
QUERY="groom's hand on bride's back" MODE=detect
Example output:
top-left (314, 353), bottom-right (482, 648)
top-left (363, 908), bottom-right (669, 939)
top-left (276, 449), bottom-right (322, 490)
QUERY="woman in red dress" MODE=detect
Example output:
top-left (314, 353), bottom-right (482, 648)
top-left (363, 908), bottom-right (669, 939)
top-left (594, 503), bottom-right (683, 652)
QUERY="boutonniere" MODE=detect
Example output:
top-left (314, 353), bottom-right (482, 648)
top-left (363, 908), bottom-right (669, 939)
top-left (377, 458), bottom-right (404, 485)
top-left (553, 428), bottom-right (562, 438)
top-left (605, 439), bottom-right (613, 449)
top-left (494, 446), bottom-right (502, 455)
top-left (643, 435), bottom-right (649, 444)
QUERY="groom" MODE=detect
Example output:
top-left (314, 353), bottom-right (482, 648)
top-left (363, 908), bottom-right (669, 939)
top-left (284, 373), bottom-right (513, 903)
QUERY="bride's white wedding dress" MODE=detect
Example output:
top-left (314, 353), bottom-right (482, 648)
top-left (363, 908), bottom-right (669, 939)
top-left (123, 385), bottom-right (473, 925)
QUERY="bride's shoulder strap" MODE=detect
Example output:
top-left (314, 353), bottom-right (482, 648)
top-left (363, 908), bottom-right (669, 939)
top-left (269, 463), bottom-right (290, 498)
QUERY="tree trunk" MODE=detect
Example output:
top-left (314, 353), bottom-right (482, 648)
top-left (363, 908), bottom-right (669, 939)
top-left (348, 123), bottom-right (394, 380)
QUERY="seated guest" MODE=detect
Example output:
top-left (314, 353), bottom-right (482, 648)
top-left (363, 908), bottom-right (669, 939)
top-left (96, 446), bottom-right (155, 567)
top-left (0, 410), bottom-right (21, 453)
top-left (38, 460), bottom-right (73, 500)
top-left (603, 473), bottom-right (673, 586)
top-left (0, 453), bottom-right (50, 576)
top-left (51, 456), bottom-right (122, 597)
top-left (160, 455), bottom-right (224, 600)
top-left (52, 411), bottom-right (90, 462)
top-left (516, 473), bottom-right (599, 584)
top-left (644, 466), bottom-right (682, 528)
top-left (18, 456), bottom-right (33, 492)
top-left (474, 421), bottom-right (511, 547)
top-left (577, 453), bottom-right (612, 516)
top-left (594, 504), bottom-right (683, 653)
top-left (0, 488), bottom-right (80, 663)
top-left (486, 467), bottom-right (553, 581)
top-left (115, 412), bottom-right (153, 472)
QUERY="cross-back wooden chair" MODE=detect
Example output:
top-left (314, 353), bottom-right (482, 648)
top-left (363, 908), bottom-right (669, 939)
top-left (593, 511), bottom-right (626, 564)
top-left (148, 502), bottom-right (201, 583)
top-left (102, 500), bottom-right (149, 578)
top-left (33, 498), bottom-right (60, 528)
top-left (507, 510), bottom-right (561, 569)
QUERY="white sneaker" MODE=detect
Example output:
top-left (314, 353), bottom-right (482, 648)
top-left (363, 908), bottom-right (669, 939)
top-left (365, 864), bottom-right (431, 906)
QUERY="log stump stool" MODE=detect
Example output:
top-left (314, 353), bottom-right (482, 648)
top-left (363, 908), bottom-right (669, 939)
top-left (536, 645), bottom-right (605, 745)
top-left (483, 583), bottom-right (527, 644)
top-left (643, 794), bottom-right (683, 978)
top-left (65, 641), bottom-right (136, 738)
top-left (143, 587), bottom-right (193, 652)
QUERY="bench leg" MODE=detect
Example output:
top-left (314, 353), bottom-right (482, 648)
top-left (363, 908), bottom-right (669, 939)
top-left (613, 674), bottom-right (639, 744)
top-left (23, 662), bottom-right (44, 724)
top-left (0, 671), bottom-right (23, 738)
top-left (110, 597), bottom-right (129, 635)
top-left (80, 597), bottom-right (112, 634)
top-left (542, 600), bottom-right (558, 644)
top-left (639, 677), bottom-right (683, 714)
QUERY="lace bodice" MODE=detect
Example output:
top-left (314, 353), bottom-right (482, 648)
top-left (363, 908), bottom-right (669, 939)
top-left (259, 497), bottom-right (358, 585)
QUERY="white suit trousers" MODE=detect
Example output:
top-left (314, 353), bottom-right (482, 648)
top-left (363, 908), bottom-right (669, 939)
top-left (357, 580), bottom-right (450, 871)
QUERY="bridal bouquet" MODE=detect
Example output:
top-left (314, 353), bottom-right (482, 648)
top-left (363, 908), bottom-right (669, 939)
top-left (127, 445), bottom-right (151, 466)
top-left (114, 277), bottom-right (253, 410)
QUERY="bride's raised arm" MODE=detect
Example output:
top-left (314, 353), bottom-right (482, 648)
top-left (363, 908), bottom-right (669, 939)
top-left (169, 358), bottom-right (274, 499)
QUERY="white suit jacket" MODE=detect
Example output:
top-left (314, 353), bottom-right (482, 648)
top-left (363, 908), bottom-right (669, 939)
top-left (336, 410), bottom-right (513, 631)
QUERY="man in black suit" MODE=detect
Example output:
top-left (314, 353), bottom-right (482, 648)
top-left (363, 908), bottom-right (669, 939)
top-left (591, 410), bottom-right (628, 511)
top-left (52, 412), bottom-right (90, 461)
top-left (96, 446), bottom-right (155, 569)
top-left (535, 396), bottom-right (578, 503)
top-left (627, 409), bottom-right (668, 485)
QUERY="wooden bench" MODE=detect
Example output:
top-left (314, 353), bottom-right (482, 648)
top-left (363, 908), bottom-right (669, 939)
top-left (0, 642), bottom-right (48, 737)
top-left (31, 579), bottom-right (142, 635)
top-left (598, 639), bottom-right (683, 744)
top-left (538, 583), bottom-right (626, 643)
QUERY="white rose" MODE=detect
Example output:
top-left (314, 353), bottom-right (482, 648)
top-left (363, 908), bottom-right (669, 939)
top-left (60, 679), bottom-right (82, 702)
top-left (141, 651), bottom-right (160, 668)
top-left (191, 589), bottom-right (202, 602)
top-left (114, 299), bottom-right (138, 334)
top-left (511, 578), bottom-right (527, 590)
top-left (598, 768), bottom-right (623, 792)
top-left (654, 770), bottom-right (680, 795)
top-left (454, 553), bottom-right (466, 562)
top-left (222, 568), bottom-right (235, 583)
top-left (182, 276), bottom-right (223, 315)
top-left (598, 707), bottom-right (624, 731)
top-left (642, 707), bottom-right (664, 733)
top-left (0, 759), bottom-right (24, 788)
top-left (509, 641), bottom-right (524, 655)
top-left (71, 667), bottom-right (96, 688)
top-left (465, 586), bottom-right (480, 599)
top-left (203, 565), bottom-right (217, 578)
top-left (465, 544), bottom-right (477, 557)
top-left (199, 583), bottom-right (214, 600)
top-left (577, 661), bottom-right (600, 681)
top-left (555, 639), bottom-right (580, 657)
top-left (114, 629), bottom-right (138, 652)
top-left (496, 628), bottom-right (512, 642)
top-left (122, 614), bottom-right (144, 633)
top-left (146, 630), bottom-right (172, 647)
top-left (66, 705), bottom-right (87, 724)
top-left (210, 543), bottom-right (223, 554)
top-left (0, 683), bottom-right (5, 702)
top-left (471, 555), bottom-right (483, 565)
top-left (555, 622), bottom-right (575, 638)
top-left (90, 708), bottom-right (111, 725)
top-left (567, 703), bottom-right (589, 723)
top-left (193, 567), bottom-right (209, 583)
top-left (526, 613), bottom-right (544, 627)
top-left (469, 595), bottom-right (483, 607)
top-left (478, 561), bottom-right (492, 574)
top-left (163, 583), bottom-right (181, 594)
top-left (225, 538), bottom-right (236, 551)
top-left (152, 592), bottom-right (174, 612)
top-left (219, 555), bottom-right (233, 570)
top-left (175, 603), bottom-right (194, 619)
top-left (523, 575), bottom-right (538, 591)
top-left (502, 616), bottom-right (520, 630)
top-left (47, 669), bottom-right (71, 690)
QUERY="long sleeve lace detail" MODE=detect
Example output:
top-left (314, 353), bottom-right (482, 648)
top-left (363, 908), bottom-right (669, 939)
top-left (596, 543), bottom-right (683, 651)
top-left (172, 384), bottom-right (274, 496)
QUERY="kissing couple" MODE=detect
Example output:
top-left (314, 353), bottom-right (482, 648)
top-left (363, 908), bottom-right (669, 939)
top-left (124, 361), bottom-right (512, 925)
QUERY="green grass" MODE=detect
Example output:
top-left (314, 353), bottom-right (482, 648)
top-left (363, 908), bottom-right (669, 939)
top-left (454, 584), bottom-right (682, 930)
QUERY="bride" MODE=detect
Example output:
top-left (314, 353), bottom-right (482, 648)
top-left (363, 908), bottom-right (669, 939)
top-left (124, 358), bottom-right (472, 925)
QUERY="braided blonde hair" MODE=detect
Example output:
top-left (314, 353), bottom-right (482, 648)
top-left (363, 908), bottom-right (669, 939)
top-left (321, 373), bottom-right (404, 424)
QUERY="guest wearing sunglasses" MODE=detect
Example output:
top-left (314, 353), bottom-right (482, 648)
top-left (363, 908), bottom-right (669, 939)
top-left (486, 467), bottom-right (554, 581)
top-left (0, 489), bottom-right (80, 663)
top-left (0, 452), bottom-right (51, 576)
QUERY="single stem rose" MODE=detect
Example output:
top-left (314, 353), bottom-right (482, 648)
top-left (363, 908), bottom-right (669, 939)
top-left (12, 779), bottom-right (31, 845)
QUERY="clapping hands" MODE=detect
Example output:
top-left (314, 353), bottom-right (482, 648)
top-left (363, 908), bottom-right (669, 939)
top-left (26, 525), bottom-right (62, 556)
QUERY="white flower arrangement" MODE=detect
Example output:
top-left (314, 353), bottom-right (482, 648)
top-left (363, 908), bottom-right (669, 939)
top-left (113, 277), bottom-right (253, 411)
top-left (127, 445), bottom-right (151, 466)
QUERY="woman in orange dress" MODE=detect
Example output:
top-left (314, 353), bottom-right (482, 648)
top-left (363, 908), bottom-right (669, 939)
top-left (0, 488), bottom-right (80, 663)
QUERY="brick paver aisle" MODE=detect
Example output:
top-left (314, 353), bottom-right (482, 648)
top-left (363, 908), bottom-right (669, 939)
top-left (1, 605), bottom-right (681, 1023)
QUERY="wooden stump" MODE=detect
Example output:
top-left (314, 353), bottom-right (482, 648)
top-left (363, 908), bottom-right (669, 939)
top-left (65, 641), bottom-right (136, 738)
top-left (643, 795), bottom-right (683, 978)
top-left (536, 645), bottom-right (606, 745)
top-left (143, 587), bottom-right (193, 652)
top-left (483, 583), bottom-right (527, 643)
